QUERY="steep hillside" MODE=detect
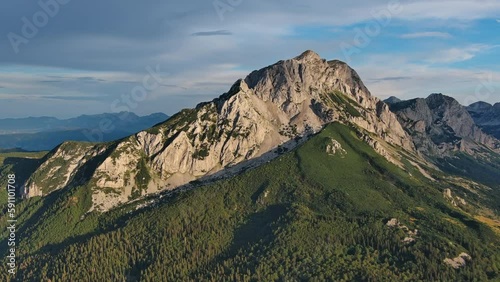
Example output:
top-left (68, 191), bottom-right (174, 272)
top-left (2, 123), bottom-right (498, 281)
top-left (0, 150), bottom-right (47, 205)
top-left (22, 51), bottom-right (415, 211)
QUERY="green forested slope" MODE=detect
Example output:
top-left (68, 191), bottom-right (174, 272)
top-left (1, 123), bottom-right (499, 281)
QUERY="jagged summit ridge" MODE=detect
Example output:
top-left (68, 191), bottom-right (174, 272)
top-left (294, 50), bottom-right (323, 62)
top-left (25, 50), bottom-right (415, 211)
top-left (389, 93), bottom-right (500, 157)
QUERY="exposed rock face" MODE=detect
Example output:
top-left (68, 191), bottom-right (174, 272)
top-left (386, 218), bottom-right (418, 244)
top-left (386, 218), bottom-right (399, 227)
top-left (326, 139), bottom-right (346, 156)
top-left (444, 253), bottom-right (472, 269)
top-left (443, 188), bottom-right (453, 198)
top-left (443, 188), bottom-right (467, 207)
top-left (467, 101), bottom-right (500, 139)
top-left (389, 94), bottom-right (500, 157)
top-left (23, 50), bottom-right (416, 211)
top-left (25, 142), bottom-right (110, 197)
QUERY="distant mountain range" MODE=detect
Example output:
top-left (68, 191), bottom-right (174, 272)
top-left (384, 96), bottom-right (500, 140)
top-left (467, 102), bottom-right (500, 139)
top-left (383, 96), bottom-right (402, 105)
top-left (0, 112), bottom-right (169, 151)
top-left (387, 94), bottom-right (499, 156)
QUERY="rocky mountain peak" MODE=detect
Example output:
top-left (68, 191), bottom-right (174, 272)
top-left (244, 52), bottom-right (371, 110)
top-left (24, 50), bottom-right (416, 211)
top-left (467, 101), bottom-right (493, 112)
top-left (389, 94), bottom-right (500, 157)
top-left (467, 100), bottom-right (500, 138)
top-left (293, 50), bottom-right (323, 63)
top-left (427, 93), bottom-right (456, 104)
top-left (425, 94), bottom-right (473, 125)
top-left (240, 51), bottom-right (413, 149)
top-left (384, 96), bottom-right (402, 105)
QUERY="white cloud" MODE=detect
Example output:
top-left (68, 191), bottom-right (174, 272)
top-left (355, 55), bottom-right (500, 105)
top-left (425, 44), bottom-right (496, 63)
top-left (396, 0), bottom-right (500, 21)
top-left (400, 32), bottom-right (452, 39)
top-left (2, 0), bottom-right (500, 117)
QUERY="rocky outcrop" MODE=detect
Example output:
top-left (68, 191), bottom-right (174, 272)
top-left (389, 94), bottom-right (500, 157)
top-left (443, 188), bottom-right (467, 207)
top-left (25, 142), bottom-right (109, 198)
top-left (23, 50), bottom-right (417, 211)
top-left (326, 139), bottom-right (347, 156)
top-left (386, 218), bottom-right (419, 244)
top-left (444, 253), bottom-right (472, 269)
top-left (467, 101), bottom-right (500, 139)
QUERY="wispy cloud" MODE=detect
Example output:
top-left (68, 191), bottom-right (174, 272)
top-left (357, 58), bottom-right (500, 104)
top-left (368, 76), bottom-right (412, 83)
top-left (427, 44), bottom-right (497, 63)
top-left (40, 95), bottom-right (108, 101)
top-left (191, 30), bottom-right (233, 37)
top-left (39, 80), bottom-right (64, 83)
top-left (76, 77), bottom-right (106, 82)
top-left (1, 0), bottom-right (500, 117)
top-left (39, 76), bottom-right (106, 84)
top-left (0, 93), bottom-right (108, 101)
top-left (400, 32), bottom-right (452, 39)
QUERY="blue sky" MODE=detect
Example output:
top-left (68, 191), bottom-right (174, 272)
top-left (0, 0), bottom-right (499, 118)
